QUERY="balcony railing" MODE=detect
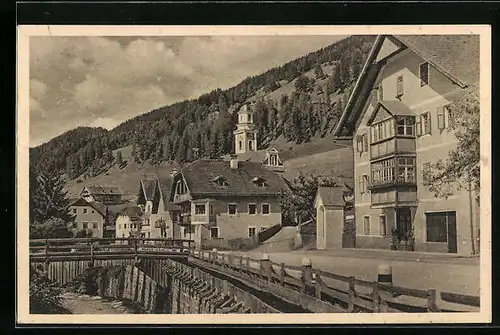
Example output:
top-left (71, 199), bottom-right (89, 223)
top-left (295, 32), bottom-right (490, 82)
top-left (368, 177), bottom-right (416, 190)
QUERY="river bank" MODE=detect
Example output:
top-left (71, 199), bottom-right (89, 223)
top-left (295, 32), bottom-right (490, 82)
top-left (59, 291), bottom-right (142, 314)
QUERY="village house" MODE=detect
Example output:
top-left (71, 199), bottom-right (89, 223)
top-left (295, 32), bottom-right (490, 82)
top-left (115, 205), bottom-right (143, 240)
top-left (80, 185), bottom-right (124, 205)
top-left (332, 34), bottom-right (480, 255)
top-left (68, 197), bottom-right (108, 238)
top-left (169, 156), bottom-right (289, 249)
top-left (133, 174), bottom-right (181, 240)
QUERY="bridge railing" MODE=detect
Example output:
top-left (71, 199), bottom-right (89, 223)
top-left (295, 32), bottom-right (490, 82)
top-left (189, 249), bottom-right (480, 313)
top-left (29, 237), bottom-right (195, 262)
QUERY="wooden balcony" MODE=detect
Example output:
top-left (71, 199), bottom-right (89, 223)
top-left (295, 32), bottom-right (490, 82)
top-left (173, 193), bottom-right (191, 204)
top-left (370, 137), bottom-right (416, 160)
top-left (370, 186), bottom-right (417, 208)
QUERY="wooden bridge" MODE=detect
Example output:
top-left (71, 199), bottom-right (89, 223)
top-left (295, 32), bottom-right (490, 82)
top-left (29, 238), bottom-right (481, 313)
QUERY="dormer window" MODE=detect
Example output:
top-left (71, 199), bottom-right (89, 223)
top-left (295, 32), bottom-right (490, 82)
top-left (252, 177), bottom-right (267, 187)
top-left (212, 176), bottom-right (229, 187)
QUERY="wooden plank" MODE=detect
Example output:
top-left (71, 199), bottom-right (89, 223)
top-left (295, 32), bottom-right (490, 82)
top-left (379, 284), bottom-right (429, 298)
top-left (440, 292), bottom-right (480, 307)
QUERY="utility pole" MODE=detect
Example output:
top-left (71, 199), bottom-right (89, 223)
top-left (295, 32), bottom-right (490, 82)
top-left (468, 177), bottom-right (476, 255)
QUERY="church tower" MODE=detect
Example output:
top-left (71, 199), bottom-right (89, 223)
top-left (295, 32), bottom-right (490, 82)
top-left (233, 103), bottom-right (258, 154)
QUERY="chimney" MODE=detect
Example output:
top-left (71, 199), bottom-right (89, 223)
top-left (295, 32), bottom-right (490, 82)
top-left (170, 168), bottom-right (179, 177)
top-left (230, 155), bottom-right (239, 169)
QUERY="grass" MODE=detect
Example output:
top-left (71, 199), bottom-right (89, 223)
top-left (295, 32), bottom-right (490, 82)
top-left (64, 145), bottom-right (179, 201)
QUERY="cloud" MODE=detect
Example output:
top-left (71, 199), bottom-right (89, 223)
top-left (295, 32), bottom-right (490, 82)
top-left (89, 117), bottom-right (121, 130)
top-left (29, 35), bottom-right (344, 146)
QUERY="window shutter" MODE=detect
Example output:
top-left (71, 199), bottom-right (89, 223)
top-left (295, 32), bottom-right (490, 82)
top-left (362, 134), bottom-right (368, 152)
top-left (437, 107), bottom-right (445, 130)
top-left (416, 118), bottom-right (422, 136)
top-left (446, 105), bottom-right (455, 128)
top-left (427, 112), bottom-right (432, 134)
top-left (371, 90), bottom-right (378, 107)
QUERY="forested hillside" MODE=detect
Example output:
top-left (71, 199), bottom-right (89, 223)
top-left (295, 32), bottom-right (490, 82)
top-left (30, 35), bottom-right (375, 180)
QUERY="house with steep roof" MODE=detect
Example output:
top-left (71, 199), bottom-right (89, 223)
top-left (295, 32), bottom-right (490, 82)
top-left (80, 185), bottom-right (124, 205)
top-left (115, 205), bottom-right (143, 239)
top-left (169, 156), bottom-right (289, 249)
top-left (133, 174), bottom-right (181, 239)
top-left (332, 34), bottom-right (480, 255)
top-left (68, 198), bottom-right (108, 238)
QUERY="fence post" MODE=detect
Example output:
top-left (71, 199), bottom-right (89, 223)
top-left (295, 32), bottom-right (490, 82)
top-left (301, 257), bottom-right (313, 294)
top-left (279, 262), bottom-right (285, 286)
top-left (427, 289), bottom-right (440, 312)
top-left (348, 276), bottom-right (356, 312)
top-left (371, 282), bottom-right (380, 312)
top-left (314, 273), bottom-right (322, 299)
top-left (90, 242), bottom-right (95, 267)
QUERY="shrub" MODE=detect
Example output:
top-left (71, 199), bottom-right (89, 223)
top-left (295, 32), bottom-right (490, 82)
top-left (29, 270), bottom-right (68, 314)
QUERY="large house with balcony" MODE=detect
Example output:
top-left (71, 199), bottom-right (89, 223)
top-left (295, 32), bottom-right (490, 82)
top-left (332, 34), bottom-right (480, 255)
top-left (169, 156), bottom-right (289, 249)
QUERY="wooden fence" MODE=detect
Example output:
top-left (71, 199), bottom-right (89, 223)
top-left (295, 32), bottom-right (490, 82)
top-left (189, 250), bottom-right (480, 313)
top-left (29, 237), bottom-right (194, 284)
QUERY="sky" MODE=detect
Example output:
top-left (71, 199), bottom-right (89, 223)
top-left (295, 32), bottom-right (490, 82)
top-left (29, 35), bottom-right (345, 147)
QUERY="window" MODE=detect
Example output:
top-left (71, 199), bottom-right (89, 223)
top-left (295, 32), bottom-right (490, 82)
top-left (72, 208), bottom-right (77, 214)
top-left (444, 104), bottom-right (454, 128)
top-left (228, 204), bottom-right (237, 215)
top-left (83, 208), bottom-right (87, 214)
top-left (378, 84), bottom-right (384, 101)
top-left (359, 174), bottom-right (369, 194)
top-left (83, 222), bottom-right (88, 229)
top-left (419, 112), bottom-right (431, 135)
top-left (371, 158), bottom-right (395, 185)
top-left (397, 157), bottom-right (416, 183)
top-left (422, 163), bottom-right (431, 185)
top-left (92, 222), bottom-right (97, 229)
top-left (356, 134), bottom-right (368, 153)
top-left (249, 114), bottom-right (253, 123)
top-left (396, 116), bottom-right (415, 136)
top-left (379, 215), bottom-right (387, 236)
top-left (262, 204), bottom-right (270, 215)
top-left (124, 224), bottom-right (127, 229)
top-left (248, 226), bottom-right (256, 238)
top-left (249, 140), bottom-right (253, 151)
top-left (426, 212), bottom-right (456, 242)
top-left (91, 210), bottom-right (95, 214)
top-left (195, 204), bottom-right (206, 215)
top-left (239, 141), bottom-right (242, 150)
top-left (419, 62), bottom-right (429, 87)
top-left (118, 224), bottom-right (121, 230)
top-left (396, 75), bottom-right (404, 97)
top-left (176, 180), bottom-right (187, 195)
top-left (363, 216), bottom-right (371, 235)
top-left (213, 176), bottom-right (229, 187)
top-left (370, 119), bottom-right (395, 143)
top-left (210, 227), bottom-right (219, 239)
top-left (249, 204), bottom-right (257, 215)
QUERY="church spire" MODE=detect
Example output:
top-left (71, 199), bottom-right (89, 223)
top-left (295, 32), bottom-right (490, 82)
top-left (233, 102), bottom-right (258, 154)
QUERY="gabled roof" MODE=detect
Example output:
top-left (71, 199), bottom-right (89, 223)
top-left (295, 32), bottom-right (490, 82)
top-left (119, 206), bottom-right (144, 221)
top-left (367, 100), bottom-right (414, 125)
top-left (333, 34), bottom-right (480, 137)
top-left (140, 177), bottom-right (159, 201)
top-left (175, 159), bottom-right (289, 198)
top-left (69, 197), bottom-right (107, 217)
top-left (82, 185), bottom-right (123, 196)
top-left (157, 176), bottom-right (181, 211)
top-left (315, 186), bottom-right (345, 207)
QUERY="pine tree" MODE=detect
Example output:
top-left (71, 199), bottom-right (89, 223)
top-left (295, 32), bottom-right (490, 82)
top-left (314, 64), bottom-right (325, 79)
top-left (30, 170), bottom-right (75, 225)
top-left (115, 150), bottom-right (123, 166)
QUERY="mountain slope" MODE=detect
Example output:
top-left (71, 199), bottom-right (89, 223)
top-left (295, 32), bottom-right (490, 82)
top-left (31, 35), bottom-right (374, 191)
